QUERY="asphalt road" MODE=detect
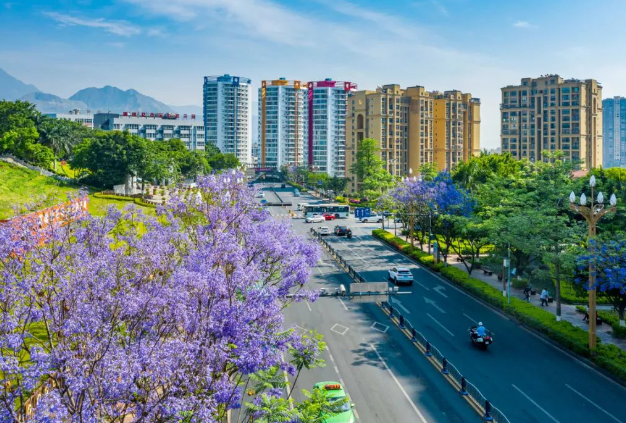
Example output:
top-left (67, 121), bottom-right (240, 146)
top-left (251, 183), bottom-right (482, 423)
top-left (269, 184), bottom-right (626, 423)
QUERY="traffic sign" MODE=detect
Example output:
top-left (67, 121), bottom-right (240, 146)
top-left (354, 207), bottom-right (371, 219)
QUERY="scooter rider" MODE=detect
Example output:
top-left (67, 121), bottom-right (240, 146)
top-left (476, 322), bottom-right (487, 337)
top-left (346, 228), bottom-right (353, 239)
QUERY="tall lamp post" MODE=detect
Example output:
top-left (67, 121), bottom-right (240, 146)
top-left (569, 175), bottom-right (617, 350)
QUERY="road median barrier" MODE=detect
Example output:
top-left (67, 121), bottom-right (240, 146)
top-left (380, 300), bottom-right (510, 423)
top-left (372, 228), bottom-right (626, 385)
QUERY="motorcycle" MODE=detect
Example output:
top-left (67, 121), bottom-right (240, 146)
top-left (469, 326), bottom-right (493, 349)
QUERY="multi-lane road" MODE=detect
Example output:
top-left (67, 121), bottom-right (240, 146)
top-left (256, 182), bottom-right (626, 423)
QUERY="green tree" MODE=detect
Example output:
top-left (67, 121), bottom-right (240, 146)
top-left (245, 394), bottom-right (293, 422)
top-left (448, 215), bottom-right (490, 275)
top-left (71, 131), bottom-right (150, 190)
top-left (295, 388), bottom-right (349, 423)
top-left (208, 153), bottom-right (240, 171)
top-left (204, 143), bottom-right (221, 159)
top-left (350, 138), bottom-right (384, 181)
top-left (287, 330), bottom-right (325, 397)
top-left (419, 163), bottom-right (438, 181)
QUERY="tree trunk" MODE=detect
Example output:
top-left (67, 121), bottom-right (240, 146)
top-left (619, 305), bottom-right (626, 327)
top-left (124, 174), bottom-right (133, 196)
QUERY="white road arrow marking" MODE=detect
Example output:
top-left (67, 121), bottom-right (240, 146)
top-left (424, 297), bottom-right (446, 314)
top-left (391, 298), bottom-right (411, 315)
top-left (433, 285), bottom-right (448, 298)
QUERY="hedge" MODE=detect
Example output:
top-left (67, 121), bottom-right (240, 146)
top-left (373, 229), bottom-right (626, 382)
top-left (93, 192), bottom-right (157, 209)
top-left (285, 181), bottom-right (307, 192)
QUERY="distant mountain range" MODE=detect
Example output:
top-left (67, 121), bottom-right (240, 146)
top-left (0, 67), bottom-right (202, 117)
top-left (0, 68), bottom-right (39, 100)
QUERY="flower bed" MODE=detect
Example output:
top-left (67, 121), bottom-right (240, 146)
top-left (373, 229), bottom-right (626, 382)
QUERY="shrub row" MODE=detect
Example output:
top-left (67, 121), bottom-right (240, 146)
top-left (373, 229), bottom-right (626, 383)
top-left (372, 229), bottom-right (443, 272)
top-left (93, 192), bottom-right (156, 209)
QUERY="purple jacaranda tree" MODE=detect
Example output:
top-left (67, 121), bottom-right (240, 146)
top-left (0, 170), bottom-right (319, 422)
top-left (431, 172), bottom-right (474, 263)
top-left (387, 177), bottom-right (435, 248)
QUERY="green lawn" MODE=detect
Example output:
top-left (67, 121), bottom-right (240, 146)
top-left (0, 161), bottom-right (154, 219)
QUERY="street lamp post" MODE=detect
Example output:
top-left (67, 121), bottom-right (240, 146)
top-left (569, 176), bottom-right (617, 350)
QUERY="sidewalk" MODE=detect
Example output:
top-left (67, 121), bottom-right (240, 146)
top-left (400, 231), bottom-right (626, 352)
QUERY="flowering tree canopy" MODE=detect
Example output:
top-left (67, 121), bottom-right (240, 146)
top-left (0, 171), bottom-right (319, 422)
top-left (577, 239), bottom-right (626, 325)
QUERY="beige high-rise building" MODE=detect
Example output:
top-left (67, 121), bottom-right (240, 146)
top-left (500, 75), bottom-right (602, 168)
top-left (346, 84), bottom-right (480, 192)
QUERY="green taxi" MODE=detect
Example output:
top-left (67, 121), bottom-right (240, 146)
top-left (312, 381), bottom-right (355, 423)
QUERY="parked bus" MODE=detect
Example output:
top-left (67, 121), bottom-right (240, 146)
top-left (302, 204), bottom-right (350, 218)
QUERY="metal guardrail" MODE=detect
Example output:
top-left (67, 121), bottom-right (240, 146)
top-left (382, 301), bottom-right (511, 423)
top-left (308, 228), bottom-right (511, 423)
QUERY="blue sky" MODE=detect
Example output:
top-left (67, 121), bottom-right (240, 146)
top-left (2, 0), bottom-right (626, 148)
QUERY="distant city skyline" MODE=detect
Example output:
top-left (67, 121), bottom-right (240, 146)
top-left (3, 0), bottom-right (626, 148)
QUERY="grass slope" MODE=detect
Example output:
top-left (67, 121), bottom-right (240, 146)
top-left (0, 161), bottom-right (153, 219)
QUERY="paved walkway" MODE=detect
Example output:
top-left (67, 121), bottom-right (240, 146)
top-left (386, 229), bottom-right (626, 352)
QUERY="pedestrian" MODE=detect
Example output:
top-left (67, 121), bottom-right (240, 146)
top-left (583, 305), bottom-right (590, 322)
top-left (540, 288), bottom-right (549, 306)
top-left (523, 285), bottom-right (531, 302)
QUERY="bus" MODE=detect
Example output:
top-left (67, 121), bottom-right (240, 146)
top-left (302, 204), bottom-right (350, 218)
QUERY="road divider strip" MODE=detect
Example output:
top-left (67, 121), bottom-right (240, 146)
top-left (380, 302), bottom-right (510, 423)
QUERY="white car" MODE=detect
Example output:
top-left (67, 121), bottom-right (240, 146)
top-left (256, 191), bottom-right (265, 198)
top-left (306, 215), bottom-right (325, 223)
top-left (360, 214), bottom-right (382, 223)
top-left (388, 267), bottom-right (414, 285)
top-left (319, 227), bottom-right (331, 236)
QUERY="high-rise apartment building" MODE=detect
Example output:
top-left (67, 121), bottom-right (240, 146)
top-left (203, 74), bottom-right (252, 165)
top-left (307, 79), bottom-right (357, 177)
top-left (500, 75), bottom-right (602, 167)
top-left (346, 84), bottom-right (480, 192)
top-left (602, 97), bottom-right (626, 168)
top-left (258, 78), bottom-right (307, 170)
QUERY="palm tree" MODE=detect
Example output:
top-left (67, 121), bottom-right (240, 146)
top-left (245, 394), bottom-right (293, 423)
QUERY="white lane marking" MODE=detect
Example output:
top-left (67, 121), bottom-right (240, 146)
top-left (338, 298), bottom-right (349, 311)
top-left (433, 285), bottom-right (448, 298)
top-left (330, 323), bottom-right (349, 335)
top-left (463, 313), bottom-right (475, 323)
top-left (370, 344), bottom-right (429, 423)
top-left (423, 297), bottom-right (446, 314)
top-left (325, 345), bottom-right (361, 423)
top-left (512, 384), bottom-right (561, 423)
top-left (371, 321), bottom-right (389, 333)
top-left (416, 281), bottom-right (430, 290)
top-left (564, 384), bottom-right (624, 423)
top-left (426, 313), bottom-right (455, 337)
top-left (391, 298), bottom-right (411, 315)
top-left (317, 266), bottom-right (325, 275)
top-left (305, 301), bottom-right (312, 312)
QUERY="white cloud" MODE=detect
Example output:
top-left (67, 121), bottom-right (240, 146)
top-left (44, 12), bottom-right (141, 37)
top-left (513, 20), bottom-right (536, 29)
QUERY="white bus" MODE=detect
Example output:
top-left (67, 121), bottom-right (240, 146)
top-left (302, 204), bottom-right (350, 218)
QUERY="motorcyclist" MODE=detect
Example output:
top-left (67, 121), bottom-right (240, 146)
top-left (346, 228), bottom-right (353, 239)
top-left (476, 322), bottom-right (487, 337)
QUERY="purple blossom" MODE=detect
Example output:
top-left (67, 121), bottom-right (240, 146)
top-left (0, 171), bottom-right (319, 422)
